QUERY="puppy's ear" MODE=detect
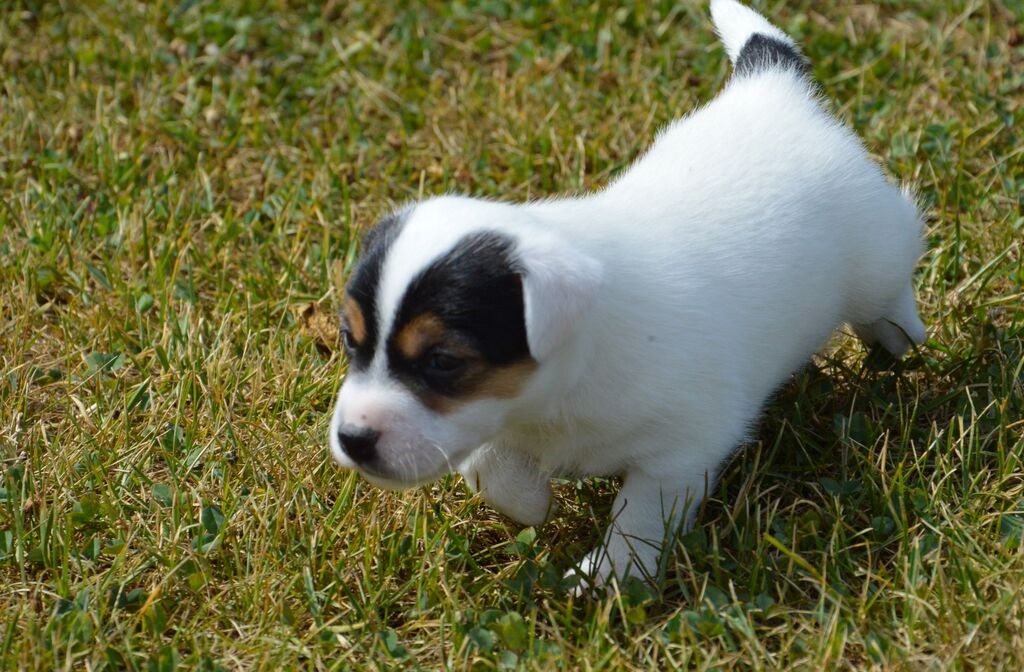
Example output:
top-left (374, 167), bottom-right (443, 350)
top-left (516, 231), bottom-right (603, 361)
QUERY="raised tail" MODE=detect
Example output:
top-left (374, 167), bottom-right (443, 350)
top-left (710, 0), bottom-right (810, 77)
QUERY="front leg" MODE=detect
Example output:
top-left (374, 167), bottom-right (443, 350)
top-left (459, 443), bottom-right (554, 527)
top-left (571, 463), bottom-right (713, 591)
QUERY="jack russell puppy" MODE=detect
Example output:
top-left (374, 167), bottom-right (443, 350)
top-left (328, 0), bottom-right (926, 590)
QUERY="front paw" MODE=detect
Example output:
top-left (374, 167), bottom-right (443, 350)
top-left (564, 546), bottom-right (657, 597)
top-left (564, 548), bottom-right (614, 597)
top-left (490, 484), bottom-right (556, 528)
top-left (460, 464), bottom-right (555, 527)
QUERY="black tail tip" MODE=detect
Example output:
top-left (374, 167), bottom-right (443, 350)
top-left (735, 33), bottom-right (810, 77)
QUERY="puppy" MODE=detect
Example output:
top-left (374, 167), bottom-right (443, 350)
top-left (328, 0), bottom-right (926, 590)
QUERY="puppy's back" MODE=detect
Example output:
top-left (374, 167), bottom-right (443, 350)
top-left (545, 0), bottom-right (924, 418)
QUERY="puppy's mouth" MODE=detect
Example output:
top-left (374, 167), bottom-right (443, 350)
top-left (328, 411), bottom-right (477, 490)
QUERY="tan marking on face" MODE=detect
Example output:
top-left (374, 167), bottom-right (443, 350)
top-left (395, 312), bottom-right (446, 360)
top-left (343, 295), bottom-right (366, 344)
top-left (467, 359), bottom-right (538, 400)
top-left (420, 358), bottom-right (538, 415)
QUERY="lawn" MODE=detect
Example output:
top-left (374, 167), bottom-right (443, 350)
top-left (1, 0), bottom-right (1022, 669)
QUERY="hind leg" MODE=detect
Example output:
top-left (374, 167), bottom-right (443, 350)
top-left (852, 282), bottom-right (926, 357)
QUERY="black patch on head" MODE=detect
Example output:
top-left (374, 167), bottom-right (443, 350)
top-left (343, 210), bottom-right (406, 370)
top-left (735, 33), bottom-right (810, 78)
top-left (387, 231), bottom-right (531, 397)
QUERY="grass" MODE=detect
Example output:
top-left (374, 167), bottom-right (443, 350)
top-left (1, 0), bottom-right (1022, 668)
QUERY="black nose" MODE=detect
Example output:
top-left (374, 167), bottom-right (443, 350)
top-left (337, 425), bottom-right (380, 464)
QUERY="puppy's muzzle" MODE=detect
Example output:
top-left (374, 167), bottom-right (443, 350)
top-left (336, 424), bottom-right (380, 465)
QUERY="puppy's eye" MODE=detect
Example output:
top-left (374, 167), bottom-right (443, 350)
top-left (424, 350), bottom-right (465, 375)
top-left (340, 328), bottom-right (356, 353)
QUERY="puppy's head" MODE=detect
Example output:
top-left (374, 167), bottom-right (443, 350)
top-left (328, 197), bottom-right (601, 489)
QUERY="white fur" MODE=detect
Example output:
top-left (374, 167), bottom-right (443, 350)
top-left (710, 0), bottom-right (798, 62)
top-left (328, 0), bottom-right (926, 591)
